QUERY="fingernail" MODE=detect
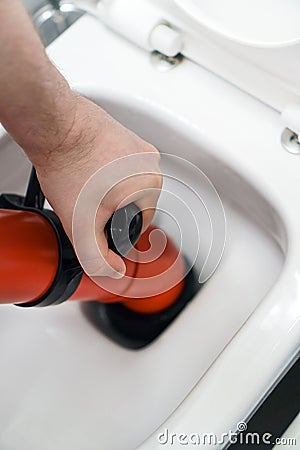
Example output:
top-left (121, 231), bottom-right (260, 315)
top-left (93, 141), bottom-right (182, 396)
top-left (111, 271), bottom-right (125, 279)
top-left (112, 263), bottom-right (126, 279)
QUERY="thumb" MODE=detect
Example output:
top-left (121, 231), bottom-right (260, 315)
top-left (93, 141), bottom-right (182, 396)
top-left (72, 204), bottom-right (126, 279)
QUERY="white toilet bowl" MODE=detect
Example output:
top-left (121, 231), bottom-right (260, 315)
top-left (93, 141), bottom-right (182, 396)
top-left (0, 2), bottom-right (299, 449)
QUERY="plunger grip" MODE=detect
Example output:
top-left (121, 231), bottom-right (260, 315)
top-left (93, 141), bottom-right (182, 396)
top-left (0, 204), bottom-right (142, 304)
top-left (0, 209), bottom-right (59, 304)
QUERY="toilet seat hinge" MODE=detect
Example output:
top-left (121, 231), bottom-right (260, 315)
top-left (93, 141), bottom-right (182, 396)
top-left (97, 0), bottom-right (183, 58)
top-left (281, 103), bottom-right (300, 155)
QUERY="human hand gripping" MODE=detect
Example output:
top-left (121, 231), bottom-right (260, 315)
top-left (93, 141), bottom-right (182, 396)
top-left (0, 0), bottom-right (162, 279)
top-left (35, 95), bottom-right (162, 279)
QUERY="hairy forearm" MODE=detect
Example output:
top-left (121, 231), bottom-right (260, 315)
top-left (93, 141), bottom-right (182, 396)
top-left (0, 0), bottom-right (77, 167)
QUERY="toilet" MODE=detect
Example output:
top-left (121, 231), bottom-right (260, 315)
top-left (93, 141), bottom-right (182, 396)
top-left (0, 1), bottom-right (299, 449)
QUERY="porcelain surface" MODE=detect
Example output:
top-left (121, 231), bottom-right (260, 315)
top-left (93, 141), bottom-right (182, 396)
top-left (0, 14), bottom-right (299, 450)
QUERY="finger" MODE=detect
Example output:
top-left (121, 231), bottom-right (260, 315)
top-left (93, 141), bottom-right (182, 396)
top-left (94, 205), bottom-right (127, 278)
top-left (73, 204), bottom-right (126, 279)
top-left (135, 189), bottom-right (161, 233)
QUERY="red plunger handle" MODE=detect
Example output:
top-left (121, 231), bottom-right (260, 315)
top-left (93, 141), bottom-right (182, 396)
top-left (0, 209), bottom-right (185, 313)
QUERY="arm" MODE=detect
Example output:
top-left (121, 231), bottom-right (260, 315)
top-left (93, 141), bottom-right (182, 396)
top-left (0, 0), bottom-right (77, 163)
top-left (0, 0), bottom-right (162, 278)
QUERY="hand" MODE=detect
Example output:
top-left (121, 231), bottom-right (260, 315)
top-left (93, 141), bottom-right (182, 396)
top-left (35, 94), bottom-right (162, 278)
